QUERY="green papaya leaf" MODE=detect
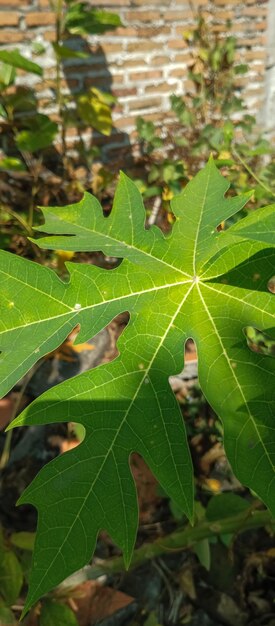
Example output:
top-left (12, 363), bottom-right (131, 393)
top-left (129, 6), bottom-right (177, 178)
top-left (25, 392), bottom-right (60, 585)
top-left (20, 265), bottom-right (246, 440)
top-left (229, 204), bottom-right (275, 245)
top-left (0, 50), bottom-right (42, 76)
top-left (40, 600), bottom-right (78, 626)
top-left (0, 159), bottom-right (275, 614)
top-left (0, 551), bottom-right (23, 605)
top-left (65, 5), bottom-right (123, 36)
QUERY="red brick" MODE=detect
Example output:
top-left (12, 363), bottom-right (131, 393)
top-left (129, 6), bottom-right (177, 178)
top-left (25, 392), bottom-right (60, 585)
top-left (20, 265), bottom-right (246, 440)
top-left (213, 0), bottom-right (242, 4)
top-left (125, 10), bottom-right (161, 22)
top-left (150, 55), bottom-right (170, 66)
top-left (144, 81), bottom-right (178, 94)
top-left (100, 43), bottom-right (123, 55)
top-left (44, 31), bottom-right (56, 41)
top-left (0, 12), bottom-right (19, 26)
top-left (214, 10), bottom-right (234, 20)
top-left (240, 35), bottom-right (267, 46)
top-left (112, 87), bottom-right (137, 97)
top-left (84, 76), bottom-right (115, 88)
top-left (110, 74), bottom-right (124, 84)
top-left (127, 96), bottom-right (162, 110)
top-left (231, 20), bottom-right (267, 32)
top-left (170, 67), bottom-right (186, 78)
top-left (26, 12), bottom-right (56, 27)
top-left (165, 10), bottom-right (193, 21)
top-left (135, 26), bottom-right (171, 37)
top-left (114, 115), bottom-right (137, 129)
top-left (129, 69), bottom-right (162, 82)
top-left (174, 53), bottom-right (192, 64)
top-left (92, 0), bottom-right (130, 4)
top-left (0, 0), bottom-right (31, 5)
top-left (115, 59), bottom-right (147, 69)
top-left (131, 0), bottom-right (168, 4)
top-left (103, 26), bottom-right (137, 37)
top-left (126, 41), bottom-right (158, 52)
top-left (242, 6), bottom-right (267, 17)
top-left (0, 30), bottom-right (26, 42)
top-left (244, 49), bottom-right (266, 60)
top-left (182, 0), bottom-right (208, 4)
top-left (168, 39), bottom-right (190, 50)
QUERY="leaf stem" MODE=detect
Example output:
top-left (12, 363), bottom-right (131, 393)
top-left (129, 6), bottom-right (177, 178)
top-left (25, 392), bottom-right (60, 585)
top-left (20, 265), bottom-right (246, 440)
top-left (232, 146), bottom-right (275, 198)
top-left (93, 509), bottom-right (274, 575)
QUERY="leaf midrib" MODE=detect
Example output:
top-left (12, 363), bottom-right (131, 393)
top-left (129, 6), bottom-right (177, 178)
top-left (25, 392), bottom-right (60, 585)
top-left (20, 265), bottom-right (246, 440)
top-left (0, 277), bottom-right (191, 336)
top-left (192, 166), bottom-right (211, 276)
top-left (37, 211), bottom-right (191, 278)
top-left (197, 283), bottom-right (275, 476)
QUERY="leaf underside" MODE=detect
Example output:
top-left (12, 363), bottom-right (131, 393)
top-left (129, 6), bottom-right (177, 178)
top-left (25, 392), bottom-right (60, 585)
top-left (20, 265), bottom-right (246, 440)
top-left (0, 158), bottom-right (274, 613)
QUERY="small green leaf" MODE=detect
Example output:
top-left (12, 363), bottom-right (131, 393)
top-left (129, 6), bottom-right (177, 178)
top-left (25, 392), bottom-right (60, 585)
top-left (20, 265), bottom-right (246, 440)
top-left (65, 5), bottom-right (123, 36)
top-left (32, 42), bottom-right (46, 56)
top-left (77, 88), bottom-right (113, 135)
top-left (0, 62), bottom-right (16, 87)
top-left (0, 157), bottom-right (26, 172)
top-left (144, 612), bottom-right (162, 626)
top-left (10, 532), bottom-right (36, 552)
top-left (234, 64), bottom-right (248, 75)
top-left (206, 494), bottom-right (250, 522)
top-left (4, 87), bottom-right (36, 113)
top-left (193, 538), bottom-right (211, 570)
top-left (0, 551), bottom-right (23, 605)
top-left (0, 50), bottom-right (42, 76)
top-left (40, 600), bottom-right (78, 626)
top-left (15, 114), bottom-right (58, 152)
top-left (52, 43), bottom-right (88, 60)
top-left (0, 606), bottom-right (17, 625)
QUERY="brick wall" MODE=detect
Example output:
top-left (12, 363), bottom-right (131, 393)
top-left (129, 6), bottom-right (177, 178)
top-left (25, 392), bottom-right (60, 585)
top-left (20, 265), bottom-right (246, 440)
top-left (0, 0), bottom-right (269, 162)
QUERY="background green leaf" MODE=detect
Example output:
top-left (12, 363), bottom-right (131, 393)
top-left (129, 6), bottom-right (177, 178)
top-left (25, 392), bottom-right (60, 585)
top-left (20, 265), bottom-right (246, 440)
top-left (40, 600), bottom-right (78, 626)
top-left (0, 551), bottom-right (23, 605)
top-left (65, 5), bottom-right (123, 35)
top-left (0, 50), bottom-right (42, 75)
top-left (15, 114), bottom-right (58, 152)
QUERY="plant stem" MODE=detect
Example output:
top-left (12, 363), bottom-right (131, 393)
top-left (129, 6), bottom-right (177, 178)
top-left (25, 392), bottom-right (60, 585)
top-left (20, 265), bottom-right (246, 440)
top-left (0, 362), bottom-right (44, 469)
top-left (54, 0), bottom-right (67, 167)
top-left (232, 146), bottom-right (275, 198)
top-left (2, 206), bottom-right (33, 235)
top-left (93, 509), bottom-right (275, 575)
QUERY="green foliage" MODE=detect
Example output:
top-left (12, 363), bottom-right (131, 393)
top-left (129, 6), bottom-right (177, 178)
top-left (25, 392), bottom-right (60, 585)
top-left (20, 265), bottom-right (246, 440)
top-left (135, 12), bottom-right (275, 217)
top-left (0, 160), bottom-right (274, 612)
top-left (40, 599), bottom-right (79, 626)
top-left (0, 549), bottom-right (23, 606)
top-left (64, 3), bottom-right (123, 35)
top-left (0, 524), bottom-right (80, 623)
top-left (15, 114), bottom-right (59, 152)
top-left (76, 87), bottom-right (116, 136)
top-left (0, 50), bottom-right (43, 76)
top-left (206, 493), bottom-right (250, 521)
top-left (0, 0), bottom-right (121, 251)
